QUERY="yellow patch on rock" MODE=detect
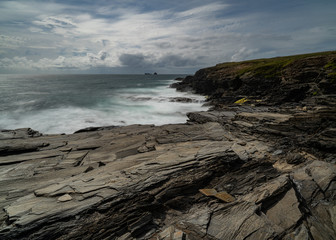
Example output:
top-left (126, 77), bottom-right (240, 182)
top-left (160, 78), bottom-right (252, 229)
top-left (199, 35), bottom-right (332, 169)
top-left (234, 97), bottom-right (248, 104)
top-left (199, 189), bottom-right (218, 196)
top-left (214, 191), bottom-right (235, 203)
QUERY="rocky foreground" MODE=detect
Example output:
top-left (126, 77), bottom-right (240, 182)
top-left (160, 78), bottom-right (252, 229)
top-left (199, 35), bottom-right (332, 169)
top-left (1, 51), bottom-right (336, 240)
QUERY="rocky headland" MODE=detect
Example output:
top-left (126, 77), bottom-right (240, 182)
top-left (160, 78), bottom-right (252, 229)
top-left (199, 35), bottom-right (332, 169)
top-left (1, 51), bottom-right (336, 240)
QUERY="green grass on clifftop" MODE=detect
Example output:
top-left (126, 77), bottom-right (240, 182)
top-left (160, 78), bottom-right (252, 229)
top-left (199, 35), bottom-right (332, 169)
top-left (211, 51), bottom-right (336, 80)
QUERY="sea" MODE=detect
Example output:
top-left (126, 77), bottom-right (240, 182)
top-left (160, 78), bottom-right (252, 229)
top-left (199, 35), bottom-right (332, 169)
top-left (0, 74), bottom-right (207, 134)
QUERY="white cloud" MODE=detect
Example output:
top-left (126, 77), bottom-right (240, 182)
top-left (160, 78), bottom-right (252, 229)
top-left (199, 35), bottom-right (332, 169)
top-left (0, 1), bottom-right (68, 22)
top-left (0, 1), bottom-right (335, 73)
top-left (231, 47), bottom-right (259, 62)
top-left (0, 35), bottom-right (25, 49)
top-left (28, 27), bottom-right (44, 33)
top-left (33, 16), bottom-right (76, 29)
top-left (0, 52), bottom-right (120, 72)
top-left (32, 16), bottom-right (78, 37)
top-left (0, 2), bottom-right (236, 71)
top-left (175, 3), bottom-right (229, 20)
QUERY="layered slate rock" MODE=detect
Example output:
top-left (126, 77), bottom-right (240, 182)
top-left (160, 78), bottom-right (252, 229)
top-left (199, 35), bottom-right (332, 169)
top-left (0, 123), bottom-right (235, 239)
top-left (1, 105), bottom-right (335, 240)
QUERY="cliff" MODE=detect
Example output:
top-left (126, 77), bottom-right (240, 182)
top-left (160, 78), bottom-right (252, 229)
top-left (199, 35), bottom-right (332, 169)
top-left (172, 51), bottom-right (336, 107)
top-left (1, 51), bottom-right (336, 240)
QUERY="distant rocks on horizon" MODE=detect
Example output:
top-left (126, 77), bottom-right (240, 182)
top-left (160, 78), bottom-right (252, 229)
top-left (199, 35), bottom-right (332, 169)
top-left (144, 72), bottom-right (158, 75)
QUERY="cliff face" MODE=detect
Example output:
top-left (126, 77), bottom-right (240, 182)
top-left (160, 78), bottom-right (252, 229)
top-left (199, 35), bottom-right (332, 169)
top-left (172, 51), bottom-right (336, 106)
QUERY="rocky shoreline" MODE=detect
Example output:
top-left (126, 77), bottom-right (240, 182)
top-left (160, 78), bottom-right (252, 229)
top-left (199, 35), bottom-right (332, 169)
top-left (1, 51), bottom-right (336, 239)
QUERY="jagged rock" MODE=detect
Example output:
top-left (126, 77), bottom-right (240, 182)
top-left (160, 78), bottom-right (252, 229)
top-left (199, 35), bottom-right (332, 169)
top-left (187, 111), bottom-right (236, 124)
top-left (286, 152), bottom-right (305, 164)
top-left (0, 115), bottom-right (335, 239)
top-left (0, 128), bottom-right (42, 140)
top-left (169, 97), bottom-right (193, 103)
top-left (264, 188), bottom-right (302, 230)
top-left (173, 51), bottom-right (336, 106)
top-left (137, 142), bottom-right (156, 153)
top-left (207, 202), bottom-right (279, 239)
top-left (57, 194), bottom-right (73, 202)
top-left (0, 123), bottom-right (243, 239)
top-left (272, 149), bottom-right (283, 155)
top-left (0, 141), bottom-right (48, 156)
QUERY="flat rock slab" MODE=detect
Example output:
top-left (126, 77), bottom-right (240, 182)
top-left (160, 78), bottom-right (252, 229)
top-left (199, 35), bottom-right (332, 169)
top-left (57, 194), bottom-right (73, 202)
top-left (0, 112), bottom-right (335, 240)
top-left (199, 188), bottom-right (217, 196)
top-left (214, 191), bottom-right (235, 203)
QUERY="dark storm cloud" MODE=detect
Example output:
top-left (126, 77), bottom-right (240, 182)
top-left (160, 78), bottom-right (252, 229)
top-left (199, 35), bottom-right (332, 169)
top-left (119, 53), bottom-right (151, 68)
top-left (157, 55), bottom-right (200, 67)
top-left (119, 53), bottom-right (201, 68)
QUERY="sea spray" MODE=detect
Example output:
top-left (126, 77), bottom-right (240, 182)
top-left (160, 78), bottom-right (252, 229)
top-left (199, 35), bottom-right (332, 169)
top-left (0, 74), bottom-right (207, 134)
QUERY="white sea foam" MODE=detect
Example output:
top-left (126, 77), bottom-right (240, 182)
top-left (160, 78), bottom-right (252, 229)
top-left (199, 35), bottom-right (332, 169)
top-left (0, 77), bottom-right (208, 134)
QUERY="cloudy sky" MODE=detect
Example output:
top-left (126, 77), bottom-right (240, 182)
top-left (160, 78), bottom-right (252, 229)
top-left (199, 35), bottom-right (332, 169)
top-left (0, 0), bottom-right (335, 74)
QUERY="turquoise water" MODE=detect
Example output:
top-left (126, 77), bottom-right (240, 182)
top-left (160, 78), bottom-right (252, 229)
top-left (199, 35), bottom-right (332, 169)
top-left (0, 74), bottom-right (207, 134)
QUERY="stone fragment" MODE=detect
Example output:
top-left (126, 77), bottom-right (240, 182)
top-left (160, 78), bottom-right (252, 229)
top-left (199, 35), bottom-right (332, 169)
top-left (183, 206), bottom-right (211, 234)
top-left (57, 194), bottom-right (73, 202)
top-left (187, 111), bottom-right (235, 124)
top-left (158, 226), bottom-right (175, 239)
top-left (237, 141), bottom-right (247, 146)
top-left (0, 141), bottom-right (47, 156)
top-left (286, 153), bottom-right (305, 165)
top-left (283, 225), bottom-right (310, 240)
top-left (117, 232), bottom-right (132, 240)
top-left (272, 150), bottom-right (283, 155)
top-left (232, 143), bottom-right (249, 161)
top-left (137, 142), bottom-right (156, 153)
top-left (199, 189), bottom-right (217, 196)
top-left (137, 145), bottom-right (149, 153)
top-left (169, 97), bottom-right (193, 103)
top-left (305, 160), bottom-right (336, 191)
top-left (214, 191), bottom-right (235, 203)
top-left (265, 188), bottom-right (302, 230)
top-left (84, 166), bottom-right (94, 173)
top-left (207, 202), bottom-right (278, 239)
top-left (173, 231), bottom-right (185, 240)
top-left (237, 112), bottom-right (292, 123)
top-left (0, 128), bottom-right (41, 140)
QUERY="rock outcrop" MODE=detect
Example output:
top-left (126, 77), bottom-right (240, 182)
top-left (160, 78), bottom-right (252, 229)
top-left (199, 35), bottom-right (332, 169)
top-left (1, 51), bottom-right (336, 239)
top-left (171, 51), bottom-right (336, 107)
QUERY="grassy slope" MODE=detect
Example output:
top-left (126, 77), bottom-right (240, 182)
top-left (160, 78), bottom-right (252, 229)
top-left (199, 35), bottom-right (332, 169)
top-left (211, 51), bottom-right (336, 80)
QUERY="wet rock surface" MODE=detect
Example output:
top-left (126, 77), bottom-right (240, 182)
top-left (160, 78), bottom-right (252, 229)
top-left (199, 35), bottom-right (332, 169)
top-left (1, 52), bottom-right (336, 239)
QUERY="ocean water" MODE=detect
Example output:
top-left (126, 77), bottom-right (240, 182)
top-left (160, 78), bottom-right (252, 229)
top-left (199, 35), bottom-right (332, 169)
top-left (0, 74), bottom-right (207, 134)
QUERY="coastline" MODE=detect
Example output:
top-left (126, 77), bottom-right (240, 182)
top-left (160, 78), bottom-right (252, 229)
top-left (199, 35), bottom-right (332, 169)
top-left (1, 51), bottom-right (336, 239)
top-left (0, 74), bottom-right (206, 134)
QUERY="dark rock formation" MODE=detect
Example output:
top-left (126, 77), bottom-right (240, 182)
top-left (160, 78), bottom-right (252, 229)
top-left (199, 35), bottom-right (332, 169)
top-left (168, 97), bottom-right (203, 103)
top-left (172, 51), bottom-right (336, 107)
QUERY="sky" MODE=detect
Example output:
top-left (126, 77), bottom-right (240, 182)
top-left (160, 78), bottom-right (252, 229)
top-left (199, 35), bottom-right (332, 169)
top-left (0, 0), bottom-right (335, 74)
